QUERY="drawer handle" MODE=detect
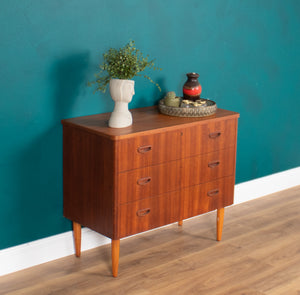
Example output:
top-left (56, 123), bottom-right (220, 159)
top-left (137, 145), bottom-right (152, 154)
top-left (207, 189), bottom-right (219, 197)
top-left (136, 208), bottom-right (151, 217)
top-left (137, 177), bottom-right (152, 185)
top-left (209, 132), bottom-right (221, 139)
top-left (208, 161), bottom-right (220, 168)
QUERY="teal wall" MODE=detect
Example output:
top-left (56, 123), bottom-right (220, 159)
top-left (0, 0), bottom-right (299, 250)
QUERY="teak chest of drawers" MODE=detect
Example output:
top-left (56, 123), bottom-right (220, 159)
top-left (62, 106), bottom-right (239, 277)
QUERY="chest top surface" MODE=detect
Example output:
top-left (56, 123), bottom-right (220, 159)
top-left (61, 106), bottom-right (239, 140)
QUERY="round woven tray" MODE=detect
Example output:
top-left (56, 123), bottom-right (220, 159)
top-left (158, 98), bottom-right (217, 117)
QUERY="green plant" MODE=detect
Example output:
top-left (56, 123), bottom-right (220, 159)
top-left (89, 40), bottom-right (161, 93)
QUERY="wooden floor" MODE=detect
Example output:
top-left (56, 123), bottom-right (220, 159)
top-left (1, 186), bottom-right (300, 295)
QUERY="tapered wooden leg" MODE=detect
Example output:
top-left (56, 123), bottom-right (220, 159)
top-left (178, 220), bottom-right (183, 226)
top-left (111, 239), bottom-right (120, 278)
top-left (217, 208), bottom-right (224, 241)
top-left (73, 221), bottom-right (81, 257)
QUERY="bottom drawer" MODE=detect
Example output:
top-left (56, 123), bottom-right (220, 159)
top-left (117, 191), bottom-right (181, 238)
top-left (182, 176), bottom-right (235, 220)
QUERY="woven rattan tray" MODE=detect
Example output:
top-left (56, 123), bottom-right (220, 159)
top-left (158, 98), bottom-right (217, 117)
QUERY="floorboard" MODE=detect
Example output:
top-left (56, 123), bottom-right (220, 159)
top-left (1, 186), bottom-right (300, 295)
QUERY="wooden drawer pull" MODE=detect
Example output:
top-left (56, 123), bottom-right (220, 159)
top-left (208, 161), bottom-right (220, 168)
top-left (209, 132), bottom-right (221, 139)
top-left (137, 145), bottom-right (152, 154)
top-left (136, 208), bottom-right (151, 217)
top-left (207, 189), bottom-right (219, 197)
top-left (137, 177), bottom-right (152, 185)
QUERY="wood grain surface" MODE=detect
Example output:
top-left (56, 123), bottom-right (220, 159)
top-left (61, 107), bottom-right (239, 140)
top-left (180, 147), bottom-right (235, 187)
top-left (118, 160), bottom-right (182, 203)
top-left (179, 118), bottom-right (237, 158)
top-left (62, 107), bottom-right (239, 241)
top-left (62, 106), bottom-right (239, 276)
top-left (63, 126), bottom-right (117, 239)
top-left (118, 191), bottom-right (181, 238)
top-left (181, 176), bottom-right (235, 220)
top-left (1, 186), bottom-right (299, 295)
top-left (116, 128), bottom-right (182, 171)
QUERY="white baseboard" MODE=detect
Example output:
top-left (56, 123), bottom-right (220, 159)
top-left (0, 228), bottom-right (111, 277)
top-left (0, 167), bottom-right (299, 277)
top-left (234, 167), bottom-right (300, 205)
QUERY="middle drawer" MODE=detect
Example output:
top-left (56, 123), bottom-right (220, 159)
top-left (117, 147), bottom-right (235, 204)
top-left (117, 160), bottom-right (181, 204)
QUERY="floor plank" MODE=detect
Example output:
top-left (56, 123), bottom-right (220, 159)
top-left (0, 186), bottom-right (300, 295)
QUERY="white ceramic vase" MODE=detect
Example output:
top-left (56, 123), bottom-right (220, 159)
top-left (108, 79), bottom-right (135, 128)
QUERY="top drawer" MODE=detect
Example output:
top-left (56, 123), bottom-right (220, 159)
top-left (116, 129), bottom-right (182, 172)
top-left (180, 118), bottom-right (237, 158)
top-left (116, 118), bottom-right (237, 172)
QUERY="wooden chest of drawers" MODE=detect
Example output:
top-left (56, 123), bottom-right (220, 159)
top-left (62, 106), bottom-right (239, 277)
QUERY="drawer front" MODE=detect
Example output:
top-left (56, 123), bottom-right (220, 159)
top-left (181, 147), bottom-right (236, 187)
top-left (182, 176), bottom-right (235, 220)
top-left (117, 191), bottom-right (181, 238)
top-left (117, 130), bottom-right (181, 172)
top-left (181, 119), bottom-right (237, 158)
top-left (118, 160), bottom-right (181, 204)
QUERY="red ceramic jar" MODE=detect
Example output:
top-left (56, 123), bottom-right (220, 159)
top-left (183, 73), bottom-right (202, 101)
